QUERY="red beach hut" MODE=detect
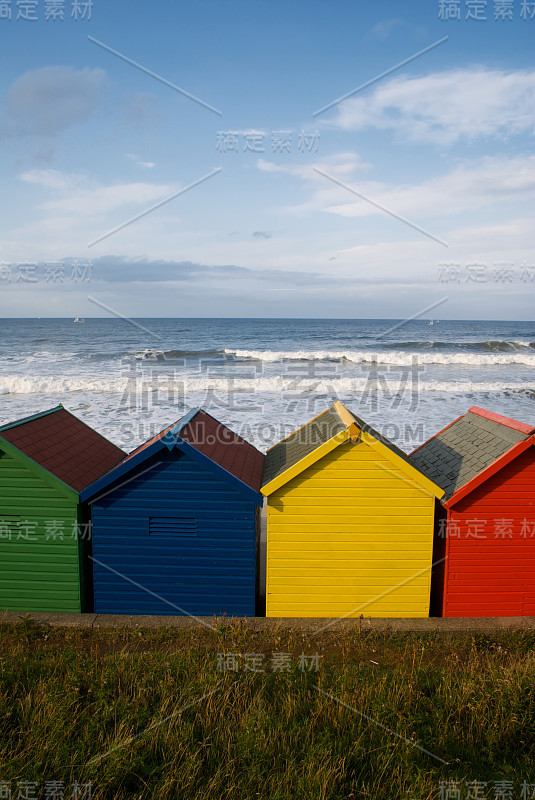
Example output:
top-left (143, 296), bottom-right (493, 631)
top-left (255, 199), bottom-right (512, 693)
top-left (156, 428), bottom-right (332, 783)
top-left (409, 406), bottom-right (535, 617)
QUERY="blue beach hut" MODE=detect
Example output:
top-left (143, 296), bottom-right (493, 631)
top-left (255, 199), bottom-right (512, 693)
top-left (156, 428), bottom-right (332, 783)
top-left (80, 409), bottom-right (265, 617)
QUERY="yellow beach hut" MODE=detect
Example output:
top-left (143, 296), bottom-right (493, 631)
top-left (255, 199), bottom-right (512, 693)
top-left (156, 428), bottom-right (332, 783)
top-left (261, 402), bottom-right (444, 618)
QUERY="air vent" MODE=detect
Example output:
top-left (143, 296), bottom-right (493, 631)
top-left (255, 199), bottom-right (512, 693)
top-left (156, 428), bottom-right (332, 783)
top-left (149, 517), bottom-right (197, 536)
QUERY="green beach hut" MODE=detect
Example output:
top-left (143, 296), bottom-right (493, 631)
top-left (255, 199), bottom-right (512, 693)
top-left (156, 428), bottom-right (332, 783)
top-left (0, 405), bottom-right (125, 613)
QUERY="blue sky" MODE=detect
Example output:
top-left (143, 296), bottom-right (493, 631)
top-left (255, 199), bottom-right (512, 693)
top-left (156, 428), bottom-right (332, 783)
top-left (1, 0), bottom-right (534, 318)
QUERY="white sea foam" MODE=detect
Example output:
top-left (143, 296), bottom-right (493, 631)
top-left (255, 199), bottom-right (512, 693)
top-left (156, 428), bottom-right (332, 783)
top-left (0, 376), bottom-right (129, 395)
top-left (224, 348), bottom-right (535, 367)
top-left (0, 351), bottom-right (81, 365)
top-left (0, 374), bottom-right (532, 397)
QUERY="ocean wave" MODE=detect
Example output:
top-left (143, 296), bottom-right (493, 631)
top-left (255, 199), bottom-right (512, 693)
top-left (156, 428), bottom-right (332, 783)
top-left (0, 376), bottom-right (129, 395)
top-left (131, 348), bottom-right (224, 360)
top-left (0, 374), bottom-right (533, 397)
top-left (0, 348), bottom-right (227, 366)
top-left (0, 351), bottom-right (81, 365)
top-left (384, 340), bottom-right (535, 352)
top-left (89, 348), bottom-right (225, 361)
top-left (224, 348), bottom-right (535, 367)
top-left (4, 341), bottom-right (534, 368)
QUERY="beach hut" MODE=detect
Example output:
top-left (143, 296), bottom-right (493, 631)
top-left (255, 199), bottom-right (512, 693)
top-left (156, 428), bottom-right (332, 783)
top-left (409, 406), bottom-right (535, 617)
top-left (80, 408), bottom-right (264, 617)
top-left (0, 405), bottom-right (126, 613)
top-left (261, 401), bottom-right (444, 618)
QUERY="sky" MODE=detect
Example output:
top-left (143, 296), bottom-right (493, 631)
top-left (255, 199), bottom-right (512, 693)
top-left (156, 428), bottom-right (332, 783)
top-left (0, 0), bottom-right (534, 319)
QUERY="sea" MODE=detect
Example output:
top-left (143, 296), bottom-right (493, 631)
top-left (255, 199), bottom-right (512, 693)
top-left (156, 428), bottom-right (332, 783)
top-left (0, 317), bottom-right (534, 454)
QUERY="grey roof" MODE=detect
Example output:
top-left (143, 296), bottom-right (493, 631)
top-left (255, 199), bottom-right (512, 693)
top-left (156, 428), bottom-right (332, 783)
top-left (348, 409), bottom-right (415, 469)
top-left (409, 411), bottom-right (529, 501)
top-left (263, 407), bottom-right (345, 486)
top-left (262, 405), bottom-right (420, 489)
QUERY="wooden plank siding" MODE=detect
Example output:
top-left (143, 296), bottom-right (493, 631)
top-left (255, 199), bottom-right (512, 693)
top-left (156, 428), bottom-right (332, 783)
top-left (266, 439), bottom-right (436, 617)
top-left (89, 448), bottom-right (258, 616)
top-left (443, 446), bottom-right (535, 617)
top-left (0, 449), bottom-right (81, 612)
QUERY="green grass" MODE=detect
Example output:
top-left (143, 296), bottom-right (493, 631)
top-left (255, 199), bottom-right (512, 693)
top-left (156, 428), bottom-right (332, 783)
top-left (0, 619), bottom-right (534, 799)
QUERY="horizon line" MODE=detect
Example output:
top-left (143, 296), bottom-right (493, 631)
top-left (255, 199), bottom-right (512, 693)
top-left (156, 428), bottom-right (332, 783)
top-left (0, 316), bottom-right (534, 323)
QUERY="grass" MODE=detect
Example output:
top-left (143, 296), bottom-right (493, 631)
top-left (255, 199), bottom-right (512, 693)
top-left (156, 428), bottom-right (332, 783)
top-left (0, 619), bottom-right (534, 799)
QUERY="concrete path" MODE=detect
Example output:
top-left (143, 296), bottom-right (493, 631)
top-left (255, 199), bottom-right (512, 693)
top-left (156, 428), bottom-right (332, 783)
top-left (2, 610), bottom-right (534, 633)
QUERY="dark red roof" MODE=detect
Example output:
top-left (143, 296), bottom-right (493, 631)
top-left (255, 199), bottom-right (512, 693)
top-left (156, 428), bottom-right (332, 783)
top-left (179, 410), bottom-right (264, 492)
top-left (90, 408), bottom-right (264, 494)
top-left (0, 406), bottom-right (126, 493)
top-left (116, 420), bottom-right (177, 466)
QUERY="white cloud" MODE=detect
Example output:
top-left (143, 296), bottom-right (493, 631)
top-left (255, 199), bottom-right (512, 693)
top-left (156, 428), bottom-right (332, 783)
top-left (257, 152), bottom-right (371, 181)
top-left (328, 218), bottom-right (535, 269)
top-left (323, 156), bottom-right (535, 220)
top-left (126, 153), bottom-right (156, 169)
top-left (331, 68), bottom-right (535, 144)
top-left (371, 18), bottom-right (403, 38)
top-left (20, 169), bottom-right (176, 216)
top-left (19, 168), bottom-right (87, 192)
top-left (5, 66), bottom-right (107, 137)
top-left (226, 128), bottom-right (265, 136)
top-left (268, 154), bottom-right (535, 222)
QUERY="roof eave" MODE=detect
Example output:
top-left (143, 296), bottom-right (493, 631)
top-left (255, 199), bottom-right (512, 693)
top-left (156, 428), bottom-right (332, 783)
top-left (444, 435), bottom-right (534, 509)
top-left (360, 431), bottom-right (445, 499)
top-left (80, 438), bottom-right (166, 502)
top-left (175, 437), bottom-right (264, 506)
top-left (467, 406), bottom-right (535, 435)
top-left (0, 404), bottom-right (63, 432)
top-left (80, 427), bottom-right (264, 507)
top-left (261, 428), bottom-right (350, 495)
top-left (169, 407), bottom-right (201, 438)
top-left (0, 433), bottom-right (79, 501)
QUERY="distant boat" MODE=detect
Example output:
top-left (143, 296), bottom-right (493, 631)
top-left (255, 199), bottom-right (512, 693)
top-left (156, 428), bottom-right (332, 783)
top-left (74, 316), bottom-right (85, 323)
top-left (429, 320), bottom-right (434, 326)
